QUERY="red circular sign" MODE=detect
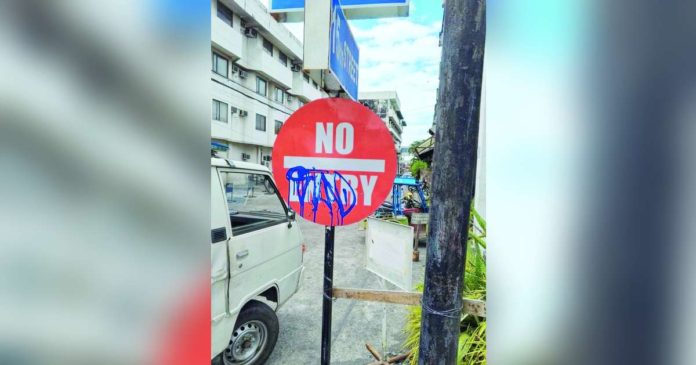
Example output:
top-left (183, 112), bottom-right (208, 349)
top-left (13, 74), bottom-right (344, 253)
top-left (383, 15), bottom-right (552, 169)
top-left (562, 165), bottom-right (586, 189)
top-left (272, 98), bottom-right (397, 226)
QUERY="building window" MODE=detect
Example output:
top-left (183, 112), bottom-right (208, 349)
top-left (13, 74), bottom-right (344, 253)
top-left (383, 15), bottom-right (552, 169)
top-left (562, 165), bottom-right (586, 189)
top-left (285, 92), bottom-right (292, 104)
top-left (275, 120), bottom-right (283, 134)
top-left (361, 100), bottom-right (378, 114)
top-left (303, 73), bottom-right (310, 83)
top-left (256, 77), bottom-right (267, 97)
top-left (212, 99), bottom-right (228, 123)
top-left (379, 102), bottom-right (388, 117)
top-left (255, 114), bottom-right (266, 131)
top-left (216, 1), bottom-right (233, 27)
top-left (278, 52), bottom-right (288, 66)
top-left (274, 87), bottom-right (284, 103)
top-left (312, 80), bottom-right (319, 89)
top-left (262, 38), bottom-right (273, 55)
top-left (212, 52), bottom-right (228, 77)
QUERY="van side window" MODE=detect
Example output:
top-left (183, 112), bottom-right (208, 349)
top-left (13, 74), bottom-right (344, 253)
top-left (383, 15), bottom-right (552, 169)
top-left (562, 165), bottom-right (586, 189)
top-left (220, 171), bottom-right (287, 235)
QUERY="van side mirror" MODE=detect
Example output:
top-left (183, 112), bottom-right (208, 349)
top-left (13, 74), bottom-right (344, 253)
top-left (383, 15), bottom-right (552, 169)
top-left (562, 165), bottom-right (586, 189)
top-left (287, 210), bottom-right (296, 228)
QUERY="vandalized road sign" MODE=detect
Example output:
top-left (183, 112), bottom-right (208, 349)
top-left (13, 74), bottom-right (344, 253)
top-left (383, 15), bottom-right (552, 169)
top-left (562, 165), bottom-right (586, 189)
top-left (272, 98), bottom-right (397, 226)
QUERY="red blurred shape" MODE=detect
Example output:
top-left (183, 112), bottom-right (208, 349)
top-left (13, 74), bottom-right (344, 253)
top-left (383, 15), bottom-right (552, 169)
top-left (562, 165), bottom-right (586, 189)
top-left (154, 274), bottom-right (210, 365)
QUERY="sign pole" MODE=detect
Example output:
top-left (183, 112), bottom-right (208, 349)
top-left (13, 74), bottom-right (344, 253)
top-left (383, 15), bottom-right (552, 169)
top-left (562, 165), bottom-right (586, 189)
top-left (321, 225), bottom-right (336, 365)
top-left (271, 99), bottom-right (396, 363)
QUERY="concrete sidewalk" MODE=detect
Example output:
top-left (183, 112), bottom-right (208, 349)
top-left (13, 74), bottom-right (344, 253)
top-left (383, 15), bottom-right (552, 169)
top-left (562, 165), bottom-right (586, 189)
top-left (267, 219), bottom-right (426, 365)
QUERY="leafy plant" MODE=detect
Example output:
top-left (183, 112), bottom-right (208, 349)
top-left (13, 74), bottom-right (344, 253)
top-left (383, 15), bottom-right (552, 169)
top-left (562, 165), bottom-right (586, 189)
top-left (403, 205), bottom-right (486, 364)
top-left (458, 321), bottom-right (486, 365)
top-left (402, 284), bottom-right (423, 362)
top-left (410, 160), bottom-right (429, 178)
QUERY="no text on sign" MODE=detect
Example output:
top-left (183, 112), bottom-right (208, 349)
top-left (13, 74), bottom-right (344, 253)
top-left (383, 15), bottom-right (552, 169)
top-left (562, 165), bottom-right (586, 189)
top-left (272, 98), bottom-right (397, 226)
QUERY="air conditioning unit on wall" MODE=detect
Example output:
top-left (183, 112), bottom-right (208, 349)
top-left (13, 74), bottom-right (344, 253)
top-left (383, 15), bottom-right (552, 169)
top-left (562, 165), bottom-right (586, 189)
top-left (291, 64), bottom-right (301, 72)
top-left (238, 70), bottom-right (248, 78)
top-left (244, 27), bottom-right (258, 38)
top-left (238, 110), bottom-right (248, 117)
top-left (241, 153), bottom-right (250, 160)
top-left (262, 155), bottom-right (272, 162)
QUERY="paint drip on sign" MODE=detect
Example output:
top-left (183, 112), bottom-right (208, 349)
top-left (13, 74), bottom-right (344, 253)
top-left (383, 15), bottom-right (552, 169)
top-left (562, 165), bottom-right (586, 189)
top-left (286, 166), bottom-right (357, 226)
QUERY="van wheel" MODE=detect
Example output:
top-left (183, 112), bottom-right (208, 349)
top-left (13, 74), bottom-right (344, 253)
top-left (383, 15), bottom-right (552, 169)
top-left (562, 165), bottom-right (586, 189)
top-left (222, 301), bottom-right (279, 365)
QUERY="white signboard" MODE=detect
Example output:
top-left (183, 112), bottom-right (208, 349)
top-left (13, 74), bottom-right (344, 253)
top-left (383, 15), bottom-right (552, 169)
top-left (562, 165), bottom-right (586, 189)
top-left (410, 212), bottom-right (429, 225)
top-left (365, 217), bottom-right (413, 291)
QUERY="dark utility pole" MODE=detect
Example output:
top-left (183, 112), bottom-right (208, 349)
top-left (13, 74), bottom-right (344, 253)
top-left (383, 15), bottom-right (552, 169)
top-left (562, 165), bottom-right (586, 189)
top-left (418, 0), bottom-right (485, 364)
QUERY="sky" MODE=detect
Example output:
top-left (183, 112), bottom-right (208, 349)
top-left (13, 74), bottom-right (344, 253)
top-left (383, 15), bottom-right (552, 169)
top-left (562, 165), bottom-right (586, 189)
top-left (259, 0), bottom-right (444, 146)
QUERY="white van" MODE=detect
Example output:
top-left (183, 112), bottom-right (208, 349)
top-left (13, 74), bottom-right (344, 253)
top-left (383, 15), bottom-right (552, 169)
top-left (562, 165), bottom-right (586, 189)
top-left (211, 157), bottom-right (304, 364)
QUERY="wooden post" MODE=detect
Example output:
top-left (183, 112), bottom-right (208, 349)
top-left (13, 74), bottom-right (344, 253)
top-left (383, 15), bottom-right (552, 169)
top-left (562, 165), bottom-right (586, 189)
top-left (418, 0), bottom-right (486, 363)
top-left (331, 288), bottom-right (486, 317)
top-left (413, 223), bottom-right (420, 261)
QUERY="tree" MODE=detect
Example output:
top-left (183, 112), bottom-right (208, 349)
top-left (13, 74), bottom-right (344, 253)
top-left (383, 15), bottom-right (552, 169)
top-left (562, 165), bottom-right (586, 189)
top-left (410, 160), bottom-right (429, 179)
top-left (408, 139), bottom-right (427, 158)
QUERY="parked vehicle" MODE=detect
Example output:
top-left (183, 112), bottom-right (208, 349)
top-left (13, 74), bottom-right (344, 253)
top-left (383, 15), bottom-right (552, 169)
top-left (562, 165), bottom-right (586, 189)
top-left (211, 157), bottom-right (305, 364)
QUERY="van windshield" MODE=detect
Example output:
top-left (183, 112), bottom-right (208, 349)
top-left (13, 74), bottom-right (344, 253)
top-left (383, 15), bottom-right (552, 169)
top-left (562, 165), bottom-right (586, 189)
top-left (220, 171), bottom-right (287, 235)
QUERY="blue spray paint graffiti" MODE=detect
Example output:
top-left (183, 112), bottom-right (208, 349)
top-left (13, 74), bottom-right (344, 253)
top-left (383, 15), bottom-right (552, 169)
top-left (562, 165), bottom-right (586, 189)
top-left (286, 166), bottom-right (357, 225)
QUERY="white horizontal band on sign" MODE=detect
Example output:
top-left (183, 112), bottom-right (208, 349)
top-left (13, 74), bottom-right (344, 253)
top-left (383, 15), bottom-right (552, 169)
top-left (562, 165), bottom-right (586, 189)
top-left (284, 156), bottom-right (385, 172)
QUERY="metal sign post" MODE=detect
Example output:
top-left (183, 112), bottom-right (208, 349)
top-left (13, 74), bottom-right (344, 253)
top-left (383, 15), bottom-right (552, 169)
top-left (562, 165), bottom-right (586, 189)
top-left (271, 99), bottom-right (397, 363)
top-left (321, 226), bottom-right (335, 364)
top-left (270, 1), bottom-right (410, 361)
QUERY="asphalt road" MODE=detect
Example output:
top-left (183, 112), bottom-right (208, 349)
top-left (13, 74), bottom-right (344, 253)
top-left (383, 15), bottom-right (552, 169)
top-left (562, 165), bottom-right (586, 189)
top-left (266, 218), bottom-right (427, 365)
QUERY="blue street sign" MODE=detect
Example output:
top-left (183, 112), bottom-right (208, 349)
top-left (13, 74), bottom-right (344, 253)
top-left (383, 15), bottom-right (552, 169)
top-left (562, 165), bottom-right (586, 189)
top-left (328, 0), bottom-right (359, 100)
top-left (271, 0), bottom-right (408, 11)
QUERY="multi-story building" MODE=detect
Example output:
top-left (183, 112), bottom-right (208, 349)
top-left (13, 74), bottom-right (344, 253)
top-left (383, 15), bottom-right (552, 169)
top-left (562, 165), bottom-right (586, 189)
top-left (359, 90), bottom-right (407, 152)
top-left (211, 0), bottom-right (328, 166)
